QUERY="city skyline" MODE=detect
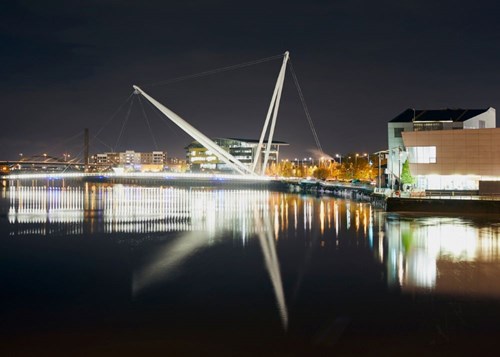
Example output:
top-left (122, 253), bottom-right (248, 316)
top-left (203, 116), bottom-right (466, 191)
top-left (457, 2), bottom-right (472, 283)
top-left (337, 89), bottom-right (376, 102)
top-left (1, 1), bottom-right (500, 160)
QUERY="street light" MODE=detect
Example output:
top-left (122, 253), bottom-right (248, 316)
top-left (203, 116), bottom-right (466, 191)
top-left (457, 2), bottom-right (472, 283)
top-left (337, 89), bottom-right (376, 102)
top-left (335, 154), bottom-right (342, 164)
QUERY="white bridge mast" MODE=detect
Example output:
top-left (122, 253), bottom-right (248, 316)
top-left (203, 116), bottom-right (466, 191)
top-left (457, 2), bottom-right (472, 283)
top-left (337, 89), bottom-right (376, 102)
top-left (252, 51), bottom-right (289, 175)
top-left (133, 51), bottom-right (289, 177)
top-left (133, 85), bottom-right (256, 176)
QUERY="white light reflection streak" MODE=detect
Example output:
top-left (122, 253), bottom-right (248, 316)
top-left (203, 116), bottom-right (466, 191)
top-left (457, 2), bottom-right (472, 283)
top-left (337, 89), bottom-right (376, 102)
top-left (274, 204), bottom-right (279, 240)
top-left (334, 201), bottom-right (339, 238)
top-left (368, 206), bottom-right (373, 248)
top-left (320, 201), bottom-right (325, 235)
top-left (308, 200), bottom-right (313, 231)
top-left (294, 200), bottom-right (298, 231)
top-left (346, 202), bottom-right (351, 230)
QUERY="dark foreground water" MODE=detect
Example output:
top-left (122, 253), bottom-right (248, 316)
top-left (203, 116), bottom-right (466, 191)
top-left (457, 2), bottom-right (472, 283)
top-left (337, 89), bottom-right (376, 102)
top-left (1, 182), bottom-right (500, 356)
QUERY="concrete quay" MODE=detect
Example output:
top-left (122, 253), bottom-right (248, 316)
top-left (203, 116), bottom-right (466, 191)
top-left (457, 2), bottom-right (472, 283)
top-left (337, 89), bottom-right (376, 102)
top-left (386, 196), bottom-right (500, 214)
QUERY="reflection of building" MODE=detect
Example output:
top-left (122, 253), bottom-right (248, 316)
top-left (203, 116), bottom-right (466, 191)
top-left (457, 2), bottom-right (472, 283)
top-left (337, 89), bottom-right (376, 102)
top-left (186, 138), bottom-right (288, 172)
top-left (384, 217), bottom-right (500, 296)
top-left (387, 107), bottom-right (500, 191)
top-left (91, 150), bottom-right (167, 172)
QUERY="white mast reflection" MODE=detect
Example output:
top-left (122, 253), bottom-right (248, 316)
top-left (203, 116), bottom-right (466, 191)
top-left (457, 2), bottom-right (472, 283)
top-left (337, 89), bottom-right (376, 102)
top-left (129, 187), bottom-right (288, 330)
top-left (132, 231), bottom-right (209, 295)
top-left (255, 208), bottom-right (288, 330)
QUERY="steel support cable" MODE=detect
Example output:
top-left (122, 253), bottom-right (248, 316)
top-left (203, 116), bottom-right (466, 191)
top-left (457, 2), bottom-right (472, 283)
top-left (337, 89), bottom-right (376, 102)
top-left (93, 92), bottom-right (135, 140)
top-left (92, 136), bottom-right (113, 151)
top-left (114, 95), bottom-right (135, 151)
top-left (143, 98), bottom-right (185, 136)
top-left (288, 60), bottom-right (324, 154)
top-left (145, 54), bottom-right (284, 87)
top-left (137, 95), bottom-right (159, 150)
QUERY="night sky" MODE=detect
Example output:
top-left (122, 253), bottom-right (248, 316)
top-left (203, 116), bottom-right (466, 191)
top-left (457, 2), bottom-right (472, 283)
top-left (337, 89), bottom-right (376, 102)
top-left (1, 0), bottom-right (499, 161)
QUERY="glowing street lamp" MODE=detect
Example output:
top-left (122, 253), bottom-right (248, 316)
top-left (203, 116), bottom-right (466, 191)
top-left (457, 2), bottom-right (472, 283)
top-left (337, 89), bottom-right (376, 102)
top-left (335, 154), bottom-right (342, 164)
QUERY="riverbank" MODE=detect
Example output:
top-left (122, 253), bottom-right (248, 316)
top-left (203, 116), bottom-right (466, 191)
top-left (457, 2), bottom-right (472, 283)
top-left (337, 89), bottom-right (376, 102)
top-left (386, 196), bottom-right (500, 214)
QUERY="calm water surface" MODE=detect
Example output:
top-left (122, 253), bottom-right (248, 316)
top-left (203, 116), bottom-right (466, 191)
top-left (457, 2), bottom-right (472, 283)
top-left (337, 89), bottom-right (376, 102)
top-left (1, 181), bottom-right (500, 356)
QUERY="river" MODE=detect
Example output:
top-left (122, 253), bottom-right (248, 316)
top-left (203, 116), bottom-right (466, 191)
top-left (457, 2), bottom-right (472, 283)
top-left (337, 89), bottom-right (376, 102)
top-left (1, 181), bottom-right (500, 356)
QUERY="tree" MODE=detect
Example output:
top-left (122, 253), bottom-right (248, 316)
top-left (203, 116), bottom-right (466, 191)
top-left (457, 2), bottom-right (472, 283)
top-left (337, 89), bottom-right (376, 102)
top-left (313, 167), bottom-right (329, 180)
top-left (400, 159), bottom-right (415, 187)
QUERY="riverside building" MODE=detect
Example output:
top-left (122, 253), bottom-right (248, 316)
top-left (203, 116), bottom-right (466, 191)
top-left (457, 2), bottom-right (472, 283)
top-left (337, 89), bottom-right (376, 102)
top-left (387, 107), bottom-right (500, 192)
top-left (91, 150), bottom-right (167, 172)
top-left (185, 138), bottom-right (288, 173)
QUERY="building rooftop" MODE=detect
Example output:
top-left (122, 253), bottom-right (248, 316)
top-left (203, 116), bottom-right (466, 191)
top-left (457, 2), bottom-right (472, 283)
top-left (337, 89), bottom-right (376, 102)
top-left (186, 138), bottom-right (289, 149)
top-left (390, 108), bottom-right (491, 123)
top-left (223, 137), bottom-right (289, 145)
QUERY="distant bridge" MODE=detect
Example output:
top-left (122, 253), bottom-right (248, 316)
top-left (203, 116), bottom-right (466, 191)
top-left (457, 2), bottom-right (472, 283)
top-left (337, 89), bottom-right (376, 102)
top-left (1, 155), bottom-right (122, 174)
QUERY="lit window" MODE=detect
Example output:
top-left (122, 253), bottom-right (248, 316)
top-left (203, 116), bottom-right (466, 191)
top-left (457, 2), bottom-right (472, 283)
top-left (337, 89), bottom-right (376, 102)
top-left (407, 146), bottom-right (436, 163)
top-left (413, 122), bottom-right (443, 131)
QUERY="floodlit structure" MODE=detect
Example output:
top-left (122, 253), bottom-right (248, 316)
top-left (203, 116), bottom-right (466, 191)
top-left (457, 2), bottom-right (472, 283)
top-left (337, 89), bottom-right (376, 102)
top-left (133, 51), bottom-right (290, 176)
top-left (186, 138), bottom-right (288, 172)
top-left (387, 107), bottom-right (500, 191)
top-left (92, 150), bottom-right (167, 172)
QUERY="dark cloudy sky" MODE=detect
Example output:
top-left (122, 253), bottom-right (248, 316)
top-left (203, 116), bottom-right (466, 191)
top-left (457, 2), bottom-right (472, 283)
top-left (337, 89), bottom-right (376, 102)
top-left (1, 0), bottom-right (499, 161)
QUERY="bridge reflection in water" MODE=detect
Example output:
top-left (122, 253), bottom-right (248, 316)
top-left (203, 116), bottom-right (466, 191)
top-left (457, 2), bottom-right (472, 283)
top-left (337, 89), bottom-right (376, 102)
top-left (5, 183), bottom-right (290, 328)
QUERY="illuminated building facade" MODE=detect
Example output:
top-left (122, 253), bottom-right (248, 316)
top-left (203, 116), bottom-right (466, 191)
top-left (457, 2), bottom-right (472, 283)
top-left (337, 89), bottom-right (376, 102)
top-left (387, 107), bottom-right (499, 191)
top-left (91, 150), bottom-right (167, 172)
top-left (186, 138), bottom-right (288, 172)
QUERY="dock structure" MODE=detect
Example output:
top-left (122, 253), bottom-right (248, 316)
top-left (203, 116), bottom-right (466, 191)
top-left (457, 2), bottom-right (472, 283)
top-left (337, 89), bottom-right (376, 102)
top-left (386, 196), bottom-right (500, 214)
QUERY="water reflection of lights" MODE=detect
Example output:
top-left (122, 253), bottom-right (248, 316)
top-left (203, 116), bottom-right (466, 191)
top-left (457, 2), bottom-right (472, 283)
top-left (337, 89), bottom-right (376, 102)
top-left (7, 185), bottom-right (274, 236)
top-left (334, 201), bottom-right (339, 237)
top-left (8, 186), bottom-right (84, 225)
top-left (5, 184), bottom-right (382, 330)
top-left (346, 202), bottom-right (351, 230)
top-left (7, 185), bottom-right (382, 249)
top-left (320, 201), bottom-right (325, 235)
top-left (384, 217), bottom-right (500, 295)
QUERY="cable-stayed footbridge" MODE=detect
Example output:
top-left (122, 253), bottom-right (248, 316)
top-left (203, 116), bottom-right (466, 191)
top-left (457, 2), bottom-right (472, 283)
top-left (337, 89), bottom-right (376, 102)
top-left (3, 51), bottom-right (325, 185)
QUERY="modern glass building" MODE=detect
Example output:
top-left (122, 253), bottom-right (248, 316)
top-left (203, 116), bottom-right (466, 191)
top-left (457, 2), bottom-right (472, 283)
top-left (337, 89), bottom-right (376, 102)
top-left (185, 138), bottom-right (288, 173)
